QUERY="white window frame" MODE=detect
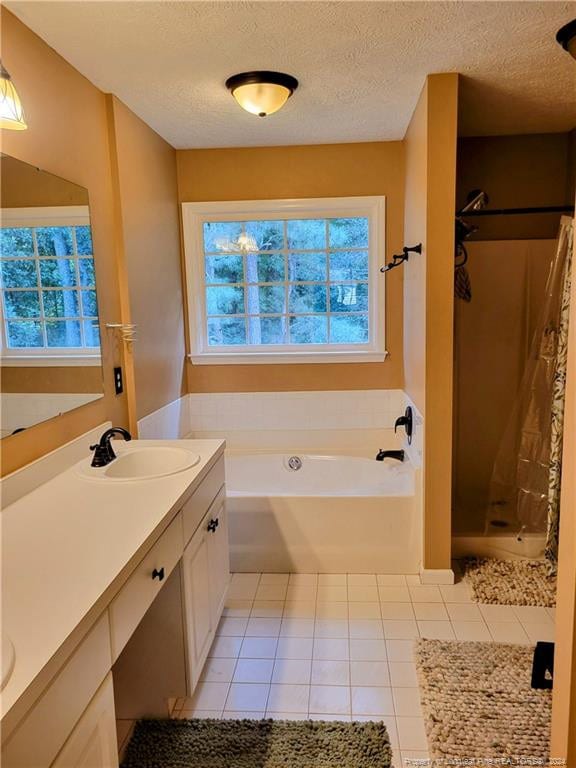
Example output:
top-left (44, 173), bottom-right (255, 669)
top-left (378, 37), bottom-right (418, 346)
top-left (0, 206), bottom-right (101, 367)
top-left (182, 196), bottom-right (387, 364)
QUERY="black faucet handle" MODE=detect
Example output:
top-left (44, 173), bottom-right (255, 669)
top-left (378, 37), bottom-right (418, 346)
top-left (394, 407), bottom-right (414, 445)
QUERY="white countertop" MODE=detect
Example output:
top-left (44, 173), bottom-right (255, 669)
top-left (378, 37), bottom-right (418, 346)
top-left (1, 439), bottom-right (225, 722)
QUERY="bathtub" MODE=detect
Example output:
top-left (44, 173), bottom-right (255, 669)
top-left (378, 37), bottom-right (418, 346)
top-left (225, 452), bottom-right (420, 573)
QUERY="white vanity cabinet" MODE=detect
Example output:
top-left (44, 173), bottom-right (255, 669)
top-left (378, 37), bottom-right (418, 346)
top-left (1, 441), bottom-right (228, 768)
top-left (182, 486), bottom-right (229, 690)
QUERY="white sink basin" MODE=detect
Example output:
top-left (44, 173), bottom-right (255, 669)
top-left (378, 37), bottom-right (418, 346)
top-left (77, 446), bottom-right (201, 481)
top-left (2, 635), bottom-right (15, 690)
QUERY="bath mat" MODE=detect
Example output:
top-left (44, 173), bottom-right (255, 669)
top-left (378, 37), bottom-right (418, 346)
top-left (415, 639), bottom-right (551, 764)
top-left (121, 718), bottom-right (392, 768)
top-left (463, 557), bottom-right (556, 606)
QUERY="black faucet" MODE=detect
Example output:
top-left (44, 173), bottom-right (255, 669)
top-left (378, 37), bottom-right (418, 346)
top-left (90, 427), bottom-right (132, 467)
top-left (375, 449), bottom-right (405, 462)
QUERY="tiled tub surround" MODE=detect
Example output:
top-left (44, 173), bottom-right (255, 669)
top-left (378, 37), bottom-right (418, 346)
top-left (172, 569), bottom-right (555, 766)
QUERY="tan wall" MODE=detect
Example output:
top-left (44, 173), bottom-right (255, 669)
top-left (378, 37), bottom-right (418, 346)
top-left (1, 367), bottom-right (103, 394)
top-left (1, 155), bottom-right (88, 207)
top-left (106, 97), bottom-right (185, 421)
top-left (457, 132), bottom-right (575, 240)
top-left (0, 9), bottom-right (128, 476)
top-left (176, 142), bottom-right (405, 393)
top-left (403, 74), bottom-right (459, 570)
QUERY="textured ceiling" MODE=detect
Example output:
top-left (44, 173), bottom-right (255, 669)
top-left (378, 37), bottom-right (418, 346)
top-left (6, 1), bottom-right (576, 149)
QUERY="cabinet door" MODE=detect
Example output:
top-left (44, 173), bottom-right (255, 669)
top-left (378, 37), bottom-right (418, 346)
top-left (181, 523), bottom-right (214, 691)
top-left (206, 489), bottom-right (230, 627)
top-left (51, 675), bottom-right (118, 768)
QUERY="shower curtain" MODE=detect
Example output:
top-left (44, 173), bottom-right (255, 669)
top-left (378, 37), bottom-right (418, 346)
top-left (486, 217), bottom-right (573, 564)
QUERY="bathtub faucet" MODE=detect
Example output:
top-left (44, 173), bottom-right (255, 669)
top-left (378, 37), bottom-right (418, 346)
top-left (375, 449), bottom-right (405, 462)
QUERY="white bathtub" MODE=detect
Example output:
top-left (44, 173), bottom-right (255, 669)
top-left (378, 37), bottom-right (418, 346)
top-left (225, 452), bottom-right (420, 574)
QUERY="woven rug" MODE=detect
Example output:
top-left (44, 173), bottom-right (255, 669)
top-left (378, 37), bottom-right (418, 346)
top-left (121, 718), bottom-right (392, 768)
top-left (415, 639), bottom-right (551, 764)
top-left (463, 557), bottom-right (556, 606)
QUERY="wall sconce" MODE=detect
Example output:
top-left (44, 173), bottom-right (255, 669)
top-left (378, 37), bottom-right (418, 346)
top-left (225, 71), bottom-right (298, 117)
top-left (0, 63), bottom-right (27, 130)
top-left (381, 244), bottom-right (422, 273)
top-left (557, 19), bottom-right (576, 59)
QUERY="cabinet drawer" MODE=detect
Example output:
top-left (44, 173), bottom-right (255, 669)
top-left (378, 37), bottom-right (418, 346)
top-left (2, 613), bottom-right (111, 768)
top-left (109, 514), bottom-right (183, 660)
top-left (182, 456), bottom-right (225, 545)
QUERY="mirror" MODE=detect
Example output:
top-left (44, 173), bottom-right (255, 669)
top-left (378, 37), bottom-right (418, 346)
top-left (0, 155), bottom-right (104, 438)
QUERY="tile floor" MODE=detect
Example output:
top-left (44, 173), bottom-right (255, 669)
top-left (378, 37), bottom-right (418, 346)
top-left (173, 568), bottom-right (556, 767)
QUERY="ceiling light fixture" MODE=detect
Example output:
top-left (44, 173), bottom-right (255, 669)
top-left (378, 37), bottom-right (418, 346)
top-left (0, 63), bottom-right (27, 131)
top-left (556, 19), bottom-right (576, 59)
top-left (225, 71), bottom-right (298, 117)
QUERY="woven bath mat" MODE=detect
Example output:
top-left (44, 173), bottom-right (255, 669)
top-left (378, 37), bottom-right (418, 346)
top-left (415, 639), bottom-right (551, 763)
top-left (121, 718), bottom-right (392, 768)
top-left (463, 557), bottom-right (556, 607)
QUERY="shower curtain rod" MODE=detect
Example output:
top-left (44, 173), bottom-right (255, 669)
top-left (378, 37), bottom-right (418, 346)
top-left (461, 205), bottom-right (574, 217)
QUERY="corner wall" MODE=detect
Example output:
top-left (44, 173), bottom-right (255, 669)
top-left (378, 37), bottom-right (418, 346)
top-left (176, 142), bottom-right (405, 393)
top-left (403, 74), bottom-right (459, 571)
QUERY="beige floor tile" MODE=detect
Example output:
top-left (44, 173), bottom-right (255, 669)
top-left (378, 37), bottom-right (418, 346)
top-left (405, 575), bottom-right (421, 586)
top-left (289, 573), bottom-right (318, 586)
top-left (479, 604), bottom-right (518, 623)
top-left (251, 600), bottom-right (284, 618)
top-left (245, 617), bottom-right (281, 637)
top-left (522, 622), bottom-right (555, 643)
top-left (260, 573), bottom-right (289, 585)
top-left (377, 575), bottom-right (407, 586)
top-left (350, 660), bottom-right (390, 686)
top-left (275, 637), bottom-right (314, 659)
top-left (255, 584), bottom-right (288, 601)
top-left (408, 586), bottom-right (442, 603)
top-left (178, 709), bottom-right (221, 719)
top-left (439, 583), bottom-right (472, 603)
top-left (386, 639), bottom-right (415, 662)
top-left (232, 658), bottom-right (274, 684)
top-left (487, 621), bottom-right (530, 644)
top-left (209, 636), bottom-right (243, 658)
top-left (316, 601), bottom-right (348, 619)
top-left (388, 662), bottom-right (418, 688)
top-left (272, 658), bottom-right (312, 685)
top-left (396, 716), bottom-right (428, 750)
top-left (348, 574), bottom-right (377, 586)
top-left (200, 657), bottom-right (237, 683)
top-left (380, 602), bottom-right (415, 620)
top-left (351, 686), bottom-right (394, 716)
top-left (513, 605), bottom-right (553, 623)
top-left (280, 618), bottom-right (315, 637)
top-left (317, 584), bottom-right (348, 602)
top-left (318, 574), bottom-right (347, 586)
top-left (417, 621), bottom-right (455, 640)
top-left (225, 683), bottom-right (270, 711)
top-left (349, 638), bottom-right (388, 661)
top-left (451, 621), bottom-right (491, 641)
top-left (309, 685), bottom-right (351, 714)
top-left (313, 637), bottom-right (350, 660)
top-left (265, 711), bottom-right (309, 720)
top-left (286, 584), bottom-right (317, 601)
top-left (412, 603), bottom-right (449, 621)
top-left (283, 601), bottom-right (316, 619)
top-left (378, 586), bottom-right (411, 603)
top-left (308, 713), bottom-right (352, 722)
top-left (445, 603), bottom-right (482, 622)
top-left (311, 659), bottom-right (350, 685)
top-left (348, 602), bottom-right (382, 619)
top-left (314, 618), bottom-right (349, 638)
top-left (191, 681), bottom-right (230, 710)
top-left (221, 710), bottom-right (265, 719)
top-left (223, 599), bottom-right (253, 617)
top-left (349, 619), bottom-right (384, 639)
top-left (348, 585), bottom-right (380, 602)
top-left (392, 687), bottom-right (423, 717)
top-left (217, 617), bottom-right (248, 636)
top-left (267, 684), bottom-right (310, 713)
top-left (383, 620), bottom-right (420, 639)
top-left (239, 637), bottom-right (278, 659)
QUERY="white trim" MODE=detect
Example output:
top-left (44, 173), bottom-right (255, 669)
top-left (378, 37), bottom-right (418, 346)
top-left (0, 354), bottom-right (101, 367)
top-left (419, 568), bottom-right (455, 585)
top-left (1, 206), bottom-right (90, 227)
top-left (181, 196), bottom-right (386, 365)
top-left (137, 396), bottom-right (191, 439)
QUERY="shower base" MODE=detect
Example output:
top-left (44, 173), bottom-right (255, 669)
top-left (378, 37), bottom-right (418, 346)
top-left (452, 532), bottom-right (546, 560)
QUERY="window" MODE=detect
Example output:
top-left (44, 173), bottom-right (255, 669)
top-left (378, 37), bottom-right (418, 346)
top-left (0, 207), bottom-right (100, 366)
top-left (182, 197), bottom-right (386, 364)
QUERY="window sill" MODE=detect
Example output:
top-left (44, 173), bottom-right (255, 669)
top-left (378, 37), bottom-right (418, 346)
top-left (188, 350), bottom-right (388, 365)
top-left (1, 355), bottom-right (102, 368)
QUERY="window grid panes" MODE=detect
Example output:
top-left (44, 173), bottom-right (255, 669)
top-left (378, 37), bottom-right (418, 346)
top-left (0, 225), bottom-right (99, 349)
top-left (203, 217), bottom-right (370, 347)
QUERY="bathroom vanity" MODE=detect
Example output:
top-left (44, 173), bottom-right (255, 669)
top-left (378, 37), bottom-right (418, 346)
top-left (1, 438), bottom-right (228, 767)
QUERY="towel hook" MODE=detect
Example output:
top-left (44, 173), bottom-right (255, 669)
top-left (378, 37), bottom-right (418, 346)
top-left (381, 243), bottom-right (422, 273)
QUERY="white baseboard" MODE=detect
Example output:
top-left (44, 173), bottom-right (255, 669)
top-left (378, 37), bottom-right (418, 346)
top-left (420, 568), bottom-right (455, 585)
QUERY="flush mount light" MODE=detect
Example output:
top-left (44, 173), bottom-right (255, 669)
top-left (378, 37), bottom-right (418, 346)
top-left (0, 63), bottom-right (27, 130)
top-left (225, 71), bottom-right (298, 117)
top-left (557, 19), bottom-right (576, 59)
